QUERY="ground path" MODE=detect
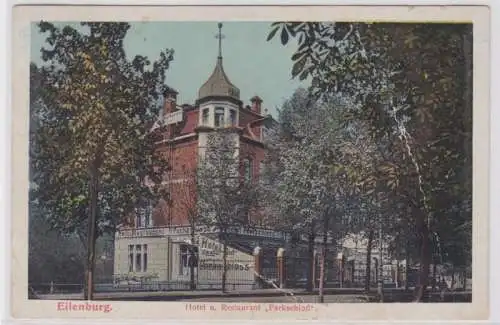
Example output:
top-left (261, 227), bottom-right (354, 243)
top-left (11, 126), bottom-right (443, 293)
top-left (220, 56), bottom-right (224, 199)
top-left (35, 287), bottom-right (470, 303)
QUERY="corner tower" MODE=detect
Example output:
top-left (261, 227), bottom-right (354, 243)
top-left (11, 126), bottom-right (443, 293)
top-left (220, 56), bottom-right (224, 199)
top-left (196, 23), bottom-right (242, 157)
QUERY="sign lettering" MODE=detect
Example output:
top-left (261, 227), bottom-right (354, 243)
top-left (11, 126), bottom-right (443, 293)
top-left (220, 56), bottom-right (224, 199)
top-left (199, 261), bottom-right (251, 271)
top-left (164, 110), bottom-right (183, 125)
top-left (117, 225), bottom-right (286, 240)
top-left (199, 237), bottom-right (235, 256)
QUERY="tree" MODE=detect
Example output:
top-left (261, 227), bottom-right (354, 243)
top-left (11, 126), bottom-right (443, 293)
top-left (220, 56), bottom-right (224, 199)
top-left (28, 205), bottom-right (86, 287)
top-left (175, 167), bottom-right (199, 290)
top-left (31, 22), bottom-right (173, 299)
top-left (196, 130), bottom-right (259, 293)
top-left (268, 22), bottom-right (472, 301)
top-left (263, 89), bottom-right (376, 293)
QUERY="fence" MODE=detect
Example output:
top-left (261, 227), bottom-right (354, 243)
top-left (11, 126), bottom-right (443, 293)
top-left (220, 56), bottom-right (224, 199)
top-left (31, 248), bottom-right (419, 297)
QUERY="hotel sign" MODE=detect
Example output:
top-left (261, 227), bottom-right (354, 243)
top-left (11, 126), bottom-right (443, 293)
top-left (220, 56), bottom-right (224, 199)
top-left (164, 110), bottom-right (183, 125)
top-left (117, 225), bottom-right (287, 240)
top-left (117, 226), bottom-right (216, 238)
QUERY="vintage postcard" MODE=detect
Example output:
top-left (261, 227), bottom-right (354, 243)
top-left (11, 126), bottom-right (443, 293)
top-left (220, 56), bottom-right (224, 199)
top-left (10, 3), bottom-right (490, 322)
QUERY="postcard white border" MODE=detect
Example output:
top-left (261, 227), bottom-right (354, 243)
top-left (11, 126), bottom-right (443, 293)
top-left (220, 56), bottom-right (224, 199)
top-left (10, 4), bottom-right (491, 321)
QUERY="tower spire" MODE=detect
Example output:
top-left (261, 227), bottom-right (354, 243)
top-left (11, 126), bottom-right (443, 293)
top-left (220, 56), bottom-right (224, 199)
top-left (197, 21), bottom-right (240, 101)
top-left (215, 22), bottom-right (225, 59)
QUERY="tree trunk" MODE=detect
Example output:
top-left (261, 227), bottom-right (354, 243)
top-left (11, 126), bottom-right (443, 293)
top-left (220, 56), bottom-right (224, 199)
top-left (414, 213), bottom-right (431, 302)
top-left (462, 24), bottom-right (473, 184)
top-left (319, 251), bottom-right (325, 303)
top-left (290, 233), bottom-right (298, 286)
top-left (450, 266), bottom-right (455, 291)
top-left (377, 223), bottom-right (384, 302)
top-left (85, 165), bottom-right (99, 301)
top-left (222, 232), bottom-right (228, 293)
top-left (364, 230), bottom-right (374, 292)
top-left (306, 223), bottom-right (316, 292)
top-left (319, 215), bottom-right (329, 303)
top-left (404, 239), bottom-right (410, 291)
top-left (431, 262), bottom-right (437, 290)
top-left (189, 226), bottom-right (196, 290)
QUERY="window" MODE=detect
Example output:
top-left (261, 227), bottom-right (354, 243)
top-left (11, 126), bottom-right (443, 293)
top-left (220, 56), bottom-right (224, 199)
top-left (144, 202), bottom-right (153, 227)
top-left (135, 213), bottom-right (142, 228)
top-left (135, 245), bottom-right (142, 272)
top-left (214, 107), bottom-right (225, 127)
top-left (202, 108), bottom-right (209, 125)
top-left (229, 109), bottom-right (237, 126)
top-left (136, 200), bottom-right (153, 228)
top-left (180, 244), bottom-right (189, 276)
top-left (129, 244), bottom-right (148, 272)
top-left (179, 244), bottom-right (199, 276)
top-left (128, 245), bottom-right (134, 272)
top-left (261, 126), bottom-right (269, 142)
top-left (259, 161), bottom-right (265, 176)
top-left (143, 244), bottom-right (148, 272)
top-left (259, 161), bottom-right (266, 183)
top-left (243, 158), bottom-right (252, 183)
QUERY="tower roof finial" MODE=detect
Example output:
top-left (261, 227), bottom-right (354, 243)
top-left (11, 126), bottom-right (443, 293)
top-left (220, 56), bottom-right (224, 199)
top-left (216, 22), bottom-right (225, 59)
top-left (197, 22), bottom-right (240, 102)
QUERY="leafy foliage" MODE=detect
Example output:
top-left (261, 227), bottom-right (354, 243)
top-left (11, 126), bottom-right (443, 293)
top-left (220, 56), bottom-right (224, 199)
top-left (30, 22), bottom-right (173, 238)
top-left (263, 89), bottom-right (382, 239)
top-left (268, 22), bottom-right (472, 298)
top-left (196, 130), bottom-right (260, 292)
top-left (197, 131), bottom-right (259, 230)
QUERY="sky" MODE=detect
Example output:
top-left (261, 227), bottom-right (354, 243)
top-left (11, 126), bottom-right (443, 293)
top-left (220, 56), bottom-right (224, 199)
top-left (30, 21), bottom-right (310, 118)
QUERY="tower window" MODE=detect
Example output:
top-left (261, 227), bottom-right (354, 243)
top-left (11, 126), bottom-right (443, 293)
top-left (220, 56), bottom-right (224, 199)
top-left (214, 107), bottom-right (225, 127)
top-left (261, 126), bottom-right (269, 142)
top-left (229, 109), bottom-right (237, 126)
top-left (202, 108), bottom-right (209, 125)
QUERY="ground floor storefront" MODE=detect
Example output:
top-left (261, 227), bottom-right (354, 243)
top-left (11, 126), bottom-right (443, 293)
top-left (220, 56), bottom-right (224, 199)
top-left (113, 226), bottom-right (290, 291)
top-left (113, 226), bottom-right (435, 291)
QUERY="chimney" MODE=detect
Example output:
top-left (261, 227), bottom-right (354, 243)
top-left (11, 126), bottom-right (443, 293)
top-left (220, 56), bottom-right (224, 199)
top-left (163, 86), bottom-right (179, 139)
top-left (250, 96), bottom-right (263, 114)
top-left (163, 86), bottom-right (179, 117)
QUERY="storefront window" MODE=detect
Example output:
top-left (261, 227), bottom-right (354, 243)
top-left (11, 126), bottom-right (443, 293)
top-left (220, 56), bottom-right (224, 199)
top-left (128, 245), bottom-right (134, 272)
top-left (180, 244), bottom-right (199, 276)
top-left (135, 244), bottom-right (142, 272)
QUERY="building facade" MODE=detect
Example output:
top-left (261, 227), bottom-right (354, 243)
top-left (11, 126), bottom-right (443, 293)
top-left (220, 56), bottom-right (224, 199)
top-left (113, 24), bottom-right (283, 290)
top-left (112, 24), bottom-right (406, 291)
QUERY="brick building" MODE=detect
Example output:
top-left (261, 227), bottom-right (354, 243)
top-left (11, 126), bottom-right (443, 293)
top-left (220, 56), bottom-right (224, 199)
top-left (113, 23), bottom-right (287, 289)
top-left (148, 54), bottom-right (271, 228)
top-left (111, 24), bottom-right (402, 290)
